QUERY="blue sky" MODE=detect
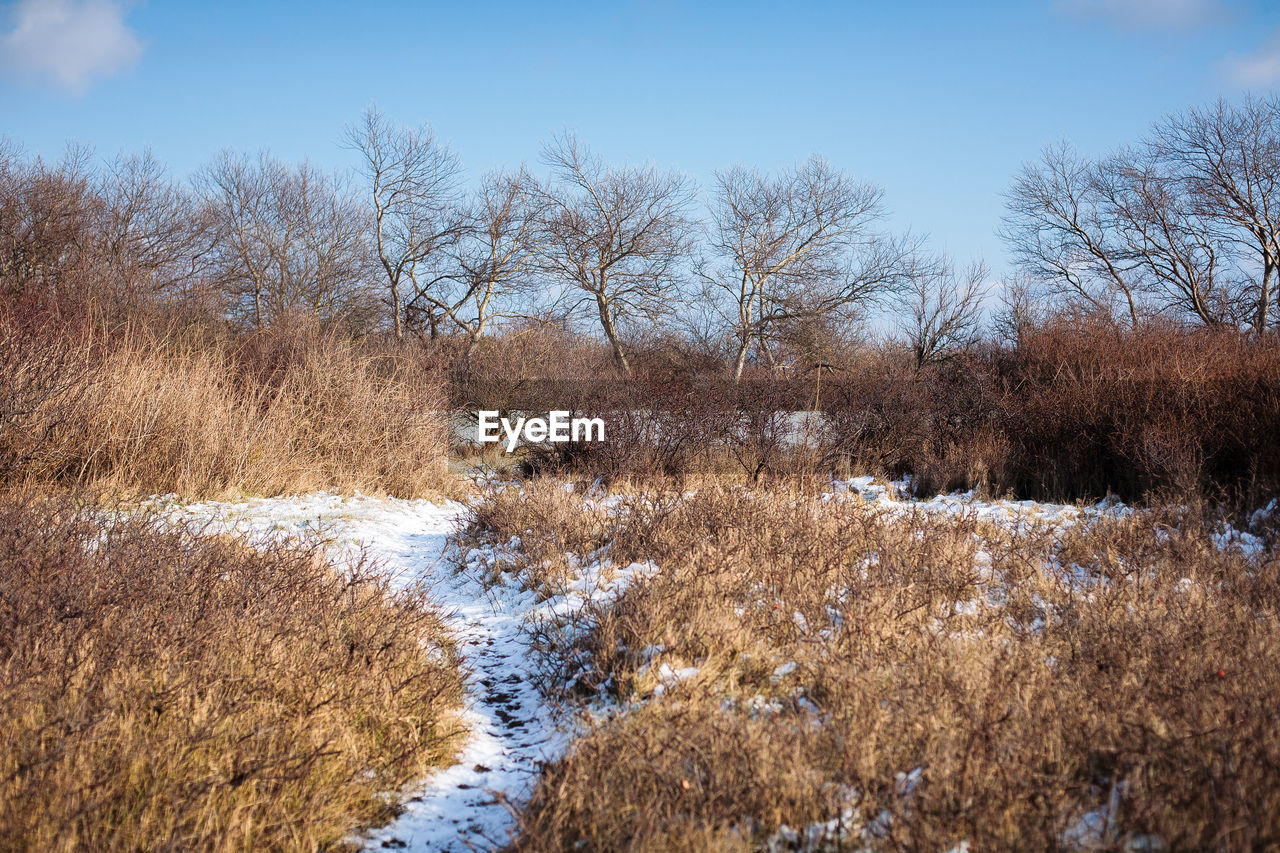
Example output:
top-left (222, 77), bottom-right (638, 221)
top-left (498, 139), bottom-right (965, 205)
top-left (3, 0), bottom-right (1279, 275)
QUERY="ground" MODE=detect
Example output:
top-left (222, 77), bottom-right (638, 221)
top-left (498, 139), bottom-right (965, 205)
top-left (166, 480), bottom-right (1273, 851)
top-left (172, 492), bottom-right (621, 851)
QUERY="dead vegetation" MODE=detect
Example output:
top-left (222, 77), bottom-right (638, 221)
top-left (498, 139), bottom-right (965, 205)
top-left (462, 481), bottom-right (1280, 851)
top-left (4, 93), bottom-right (1280, 852)
top-left (457, 316), bottom-right (1280, 513)
top-left (0, 305), bottom-right (453, 499)
top-left (0, 492), bottom-right (466, 852)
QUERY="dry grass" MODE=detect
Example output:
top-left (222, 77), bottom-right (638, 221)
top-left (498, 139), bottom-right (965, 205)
top-left (0, 492), bottom-right (466, 852)
top-left (466, 480), bottom-right (615, 595)
top-left (465, 481), bottom-right (1280, 851)
top-left (0, 311), bottom-right (453, 499)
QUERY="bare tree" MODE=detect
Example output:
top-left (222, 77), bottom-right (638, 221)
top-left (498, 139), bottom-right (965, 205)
top-left (991, 272), bottom-right (1050, 346)
top-left (537, 133), bottom-right (696, 376)
top-left (897, 255), bottom-right (989, 368)
top-left (199, 151), bottom-right (373, 328)
top-left (345, 107), bottom-right (465, 339)
top-left (1096, 147), bottom-right (1238, 328)
top-left (1001, 141), bottom-right (1143, 328)
top-left (1157, 96), bottom-right (1280, 332)
top-left (0, 143), bottom-right (102, 300)
top-left (702, 156), bottom-right (911, 382)
top-left (1005, 99), bottom-right (1280, 332)
top-left (199, 152), bottom-right (271, 325)
top-left (98, 150), bottom-right (213, 302)
top-left (411, 167), bottom-right (542, 354)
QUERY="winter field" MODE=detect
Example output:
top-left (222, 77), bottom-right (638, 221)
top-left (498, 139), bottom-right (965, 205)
top-left (8, 63), bottom-right (1280, 851)
top-left (117, 476), bottom-right (1273, 851)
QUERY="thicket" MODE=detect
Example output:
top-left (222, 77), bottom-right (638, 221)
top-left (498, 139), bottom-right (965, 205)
top-left (0, 493), bottom-right (465, 851)
top-left (465, 481), bottom-right (1280, 851)
top-left (449, 317), bottom-right (1280, 510)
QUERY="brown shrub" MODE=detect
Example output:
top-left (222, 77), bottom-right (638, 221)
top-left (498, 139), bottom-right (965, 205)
top-left (470, 483), bottom-right (1280, 851)
top-left (0, 493), bottom-right (465, 851)
top-left (817, 320), bottom-right (1280, 507)
top-left (991, 319), bottom-right (1280, 505)
top-left (479, 320), bottom-right (1280, 509)
top-left (821, 352), bottom-right (1008, 496)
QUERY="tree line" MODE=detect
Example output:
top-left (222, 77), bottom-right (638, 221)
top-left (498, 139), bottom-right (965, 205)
top-left (4, 96), bottom-right (1280, 381)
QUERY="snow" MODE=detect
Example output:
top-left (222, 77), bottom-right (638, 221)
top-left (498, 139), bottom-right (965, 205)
top-left (361, 521), bottom-right (566, 851)
top-left (826, 476), bottom-right (1133, 532)
top-left (153, 478), bottom-right (1272, 850)
top-left (650, 662), bottom-right (701, 696)
top-left (1211, 523), bottom-right (1266, 558)
top-left (164, 492), bottom-right (585, 851)
top-left (765, 805), bottom-right (860, 852)
top-left (770, 660), bottom-right (798, 682)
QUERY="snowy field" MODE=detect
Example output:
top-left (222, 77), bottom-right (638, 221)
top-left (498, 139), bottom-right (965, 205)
top-left (159, 480), bottom-right (1273, 851)
top-left (165, 491), bottom-right (648, 850)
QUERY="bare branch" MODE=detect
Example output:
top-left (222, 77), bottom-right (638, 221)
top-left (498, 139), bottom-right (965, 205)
top-left (345, 106), bottom-right (465, 339)
top-left (897, 255), bottom-right (989, 368)
top-left (702, 155), bottom-right (908, 382)
top-left (535, 133), bottom-right (696, 375)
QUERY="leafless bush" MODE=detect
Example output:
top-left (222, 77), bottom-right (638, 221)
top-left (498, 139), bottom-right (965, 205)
top-left (0, 493), bottom-right (465, 851)
top-left (822, 351), bottom-right (1007, 496)
top-left (995, 317), bottom-right (1280, 505)
top-left (0, 143), bottom-right (102, 303)
top-left (470, 482), bottom-right (1280, 851)
top-left (0, 306), bottom-right (94, 481)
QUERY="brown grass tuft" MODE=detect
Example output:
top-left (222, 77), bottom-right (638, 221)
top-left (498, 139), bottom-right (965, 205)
top-left (0, 311), bottom-right (453, 499)
top-left (0, 493), bottom-right (466, 851)
top-left (469, 482), bottom-right (1280, 851)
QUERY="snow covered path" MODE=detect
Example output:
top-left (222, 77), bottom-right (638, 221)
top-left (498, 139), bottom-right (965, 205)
top-left (360, 516), bottom-right (568, 852)
top-left (171, 493), bottom-right (572, 851)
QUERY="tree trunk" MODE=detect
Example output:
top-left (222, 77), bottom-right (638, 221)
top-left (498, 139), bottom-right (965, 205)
top-left (758, 327), bottom-right (777, 371)
top-left (466, 315), bottom-right (488, 357)
top-left (1124, 287), bottom-right (1140, 331)
top-left (731, 332), bottom-right (751, 384)
top-left (390, 278), bottom-right (402, 340)
top-left (596, 295), bottom-right (631, 377)
top-left (1257, 257), bottom-right (1273, 334)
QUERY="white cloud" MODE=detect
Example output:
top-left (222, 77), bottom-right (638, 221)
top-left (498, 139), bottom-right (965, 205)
top-left (1053, 0), bottom-right (1229, 31)
top-left (1225, 28), bottom-right (1280, 87)
top-left (1, 0), bottom-right (143, 93)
